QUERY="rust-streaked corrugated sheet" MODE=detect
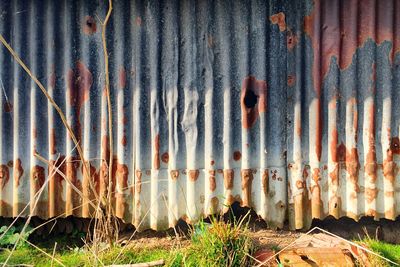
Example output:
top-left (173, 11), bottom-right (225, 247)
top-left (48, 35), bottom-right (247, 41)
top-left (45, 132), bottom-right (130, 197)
top-left (0, 0), bottom-right (399, 231)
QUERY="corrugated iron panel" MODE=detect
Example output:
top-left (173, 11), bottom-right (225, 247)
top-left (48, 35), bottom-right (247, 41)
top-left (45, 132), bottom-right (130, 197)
top-left (0, 0), bottom-right (399, 231)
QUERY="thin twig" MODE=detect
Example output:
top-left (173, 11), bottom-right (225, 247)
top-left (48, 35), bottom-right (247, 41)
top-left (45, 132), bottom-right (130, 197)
top-left (23, 239), bottom-right (66, 267)
top-left (51, 242), bottom-right (57, 267)
top-left (101, 0), bottom-right (114, 246)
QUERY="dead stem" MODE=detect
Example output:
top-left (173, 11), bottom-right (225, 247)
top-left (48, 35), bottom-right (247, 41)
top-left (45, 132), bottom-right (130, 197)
top-left (101, 0), bottom-right (115, 246)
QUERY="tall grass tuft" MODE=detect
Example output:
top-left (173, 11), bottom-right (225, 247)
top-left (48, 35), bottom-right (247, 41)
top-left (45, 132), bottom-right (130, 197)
top-left (181, 212), bottom-right (254, 267)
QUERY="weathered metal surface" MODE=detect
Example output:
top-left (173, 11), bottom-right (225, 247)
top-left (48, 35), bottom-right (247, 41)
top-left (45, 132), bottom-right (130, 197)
top-left (0, 0), bottom-right (399, 231)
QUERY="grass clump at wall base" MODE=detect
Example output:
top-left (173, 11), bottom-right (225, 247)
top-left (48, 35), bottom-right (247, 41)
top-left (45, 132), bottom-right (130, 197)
top-left (358, 238), bottom-right (400, 266)
top-left (181, 216), bottom-right (254, 267)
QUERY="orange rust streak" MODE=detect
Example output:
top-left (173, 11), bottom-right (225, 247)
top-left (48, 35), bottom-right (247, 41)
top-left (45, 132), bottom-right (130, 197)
top-left (321, 0), bottom-right (340, 79)
top-left (188, 170), bottom-right (199, 182)
top-left (395, 0), bottom-right (400, 57)
top-left (118, 67), bottom-right (126, 89)
top-left (223, 169), bottom-right (234, 190)
top-left (339, 0), bottom-right (357, 70)
top-left (241, 169), bottom-right (254, 207)
top-left (153, 134), bottom-right (160, 170)
top-left (365, 104), bottom-right (377, 183)
top-left (270, 12), bottom-right (286, 32)
top-left (377, 0), bottom-right (394, 62)
top-left (358, 0), bottom-right (375, 48)
top-left (50, 128), bottom-right (57, 155)
top-left (31, 165), bottom-right (45, 193)
top-left (304, 0), bottom-right (321, 95)
top-left (66, 61), bottom-right (93, 143)
top-left (209, 170), bottom-right (216, 192)
top-left (0, 165), bottom-right (10, 190)
top-left (330, 128), bottom-right (338, 162)
top-left (316, 99), bottom-right (322, 161)
top-left (14, 159), bottom-right (24, 187)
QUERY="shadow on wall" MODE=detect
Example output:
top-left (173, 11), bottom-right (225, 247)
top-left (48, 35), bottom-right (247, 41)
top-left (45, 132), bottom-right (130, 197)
top-left (2, 203), bottom-right (400, 244)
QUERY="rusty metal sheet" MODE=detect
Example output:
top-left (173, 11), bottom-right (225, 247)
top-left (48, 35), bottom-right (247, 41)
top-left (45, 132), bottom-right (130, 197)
top-left (0, 0), bottom-right (399, 231)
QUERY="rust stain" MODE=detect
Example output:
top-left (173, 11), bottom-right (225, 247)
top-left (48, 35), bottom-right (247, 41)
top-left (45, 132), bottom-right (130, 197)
top-left (330, 128), bottom-right (338, 162)
top-left (296, 180), bottom-right (304, 189)
top-left (338, 144), bottom-right (360, 190)
top-left (154, 134), bottom-right (160, 170)
top-left (233, 151), bottom-right (241, 161)
top-left (4, 101), bottom-right (12, 113)
top-left (121, 135), bottom-right (127, 147)
top-left (135, 170), bottom-right (142, 194)
top-left (31, 165), bottom-right (45, 193)
top-left (32, 128), bottom-right (37, 139)
top-left (161, 152), bottom-right (169, 164)
top-left (311, 168), bottom-right (322, 215)
top-left (270, 12), bottom-right (286, 32)
top-left (287, 75), bottom-right (296, 87)
top-left (210, 196), bottom-right (219, 214)
top-left (170, 170), bottom-right (179, 181)
top-left (287, 29), bottom-right (298, 50)
top-left (365, 104), bottom-right (377, 183)
top-left (210, 160), bottom-right (215, 166)
top-left (385, 191), bottom-right (394, 198)
top-left (339, 0), bottom-right (357, 70)
top-left (0, 165), bottom-right (10, 190)
top-left (119, 67), bottom-right (126, 89)
top-left (241, 76), bottom-right (267, 129)
top-left (223, 169), bottom-right (234, 190)
top-left (83, 15), bottom-right (97, 35)
top-left (67, 61), bottom-right (93, 142)
top-left (366, 209), bottom-right (376, 217)
top-left (48, 157), bottom-right (66, 216)
top-left (209, 170), bottom-right (216, 192)
top-left (50, 128), bottom-right (57, 155)
top-left (188, 170), bottom-right (199, 182)
top-left (116, 163), bottom-right (129, 191)
top-left (241, 169), bottom-right (254, 207)
top-left (49, 69), bottom-right (56, 88)
top-left (304, 0), bottom-right (321, 94)
top-left (365, 187), bottom-right (378, 204)
top-left (383, 159), bottom-right (397, 184)
top-left (390, 136), bottom-right (400, 154)
top-left (14, 159), bottom-right (24, 187)
top-left (262, 170), bottom-right (269, 194)
top-left (66, 157), bottom-right (82, 211)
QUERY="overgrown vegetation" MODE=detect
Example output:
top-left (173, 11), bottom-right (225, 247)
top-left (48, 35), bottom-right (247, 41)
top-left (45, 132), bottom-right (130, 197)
top-left (0, 214), bottom-right (255, 266)
top-left (358, 237), bottom-right (400, 266)
top-left (180, 216), bottom-right (254, 267)
top-left (0, 225), bottom-right (33, 248)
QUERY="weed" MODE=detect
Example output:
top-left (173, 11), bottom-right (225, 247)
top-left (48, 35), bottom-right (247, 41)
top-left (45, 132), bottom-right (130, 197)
top-left (357, 238), bottom-right (400, 267)
top-left (0, 225), bottom-right (33, 248)
top-left (181, 214), bottom-right (254, 267)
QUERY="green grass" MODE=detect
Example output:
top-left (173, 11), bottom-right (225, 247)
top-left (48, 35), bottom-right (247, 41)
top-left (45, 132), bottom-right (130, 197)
top-left (0, 214), bottom-right (255, 266)
top-left (359, 238), bottom-right (400, 266)
top-left (179, 216), bottom-right (254, 267)
top-left (0, 246), bottom-right (173, 266)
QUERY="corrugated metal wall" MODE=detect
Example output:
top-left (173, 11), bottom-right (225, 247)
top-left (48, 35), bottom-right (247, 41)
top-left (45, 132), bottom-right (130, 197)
top-left (0, 0), bottom-right (399, 231)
